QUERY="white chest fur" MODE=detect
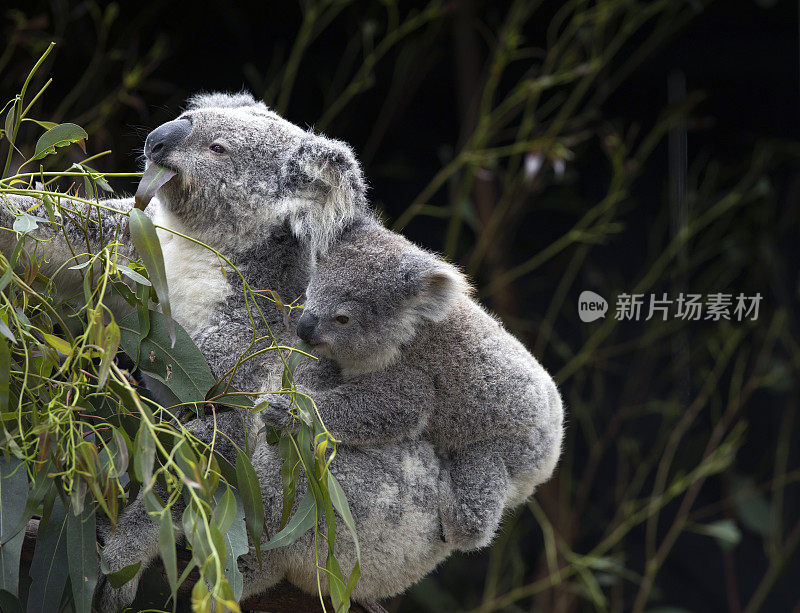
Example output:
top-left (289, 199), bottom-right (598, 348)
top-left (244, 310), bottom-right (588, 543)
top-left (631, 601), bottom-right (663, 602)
top-left (151, 203), bottom-right (231, 340)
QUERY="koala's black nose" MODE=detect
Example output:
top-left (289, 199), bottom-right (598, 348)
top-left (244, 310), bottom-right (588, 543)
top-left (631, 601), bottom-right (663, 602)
top-left (296, 312), bottom-right (319, 344)
top-left (144, 118), bottom-right (191, 164)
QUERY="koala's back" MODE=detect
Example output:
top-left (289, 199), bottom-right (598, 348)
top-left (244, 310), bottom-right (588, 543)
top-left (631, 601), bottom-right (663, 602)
top-left (410, 295), bottom-right (563, 491)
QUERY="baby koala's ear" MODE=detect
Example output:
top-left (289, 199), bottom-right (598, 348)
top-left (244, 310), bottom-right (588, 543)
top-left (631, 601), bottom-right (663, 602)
top-left (280, 133), bottom-right (368, 253)
top-left (400, 253), bottom-right (471, 323)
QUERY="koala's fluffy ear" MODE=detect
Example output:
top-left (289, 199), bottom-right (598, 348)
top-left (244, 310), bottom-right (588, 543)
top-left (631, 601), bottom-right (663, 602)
top-left (185, 91), bottom-right (266, 111)
top-left (279, 133), bottom-right (368, 254)
top-left (400, 253), bottom-right (471, 323)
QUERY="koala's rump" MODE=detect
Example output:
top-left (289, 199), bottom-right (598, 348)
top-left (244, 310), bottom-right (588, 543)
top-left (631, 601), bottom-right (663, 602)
top-left (250, 440), bottom-right (451, 600)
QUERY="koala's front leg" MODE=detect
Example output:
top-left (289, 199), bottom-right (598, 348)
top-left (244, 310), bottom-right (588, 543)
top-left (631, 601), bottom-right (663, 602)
top-left (439, 441), bottom-right (509, 551)
top-left (263, 375), bottom-right (429, 446)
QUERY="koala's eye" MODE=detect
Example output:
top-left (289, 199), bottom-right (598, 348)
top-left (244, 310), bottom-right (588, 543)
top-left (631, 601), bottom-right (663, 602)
top-left (209, 143), bottom-right (227, 155)
top-left (335, 315), bottom-right (350, 325)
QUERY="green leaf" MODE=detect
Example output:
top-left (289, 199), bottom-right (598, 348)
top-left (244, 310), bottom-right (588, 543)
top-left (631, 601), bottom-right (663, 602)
top-left (213, 484), bottom-right (237, 535)
top-left (41, 333), bottom-right (71, 357)
top-left (32, 123), bottom-right (88, 160)
top-left (21, 118), bottom-right (58, 131)
top-left (278, 433), bottom-right (300, 530)
top-left (0, 460), bottom-right (54, 552)
top-left (66, 505), bottom-right (97, 613)
top-left (67, 260), bottom-right (93, 271)
top-left (326, 550), bottom-right (349, 613)
top-left (28, 498), bottom-right (68, 613)
top-left (691, 519), bottom-right (741, 552)
top-left (263, 488), bottom-right (317, 552)
top-left (158, 511), bottom-right (178, 604)
top-left (732, 476), bottom-right (774, 536)
top-left (213, 485), bottom-right (248, 600)
top-left (104, 561), bottom-right (141, 589)
top-left (327, 472), bottom-right (361, 563)
top-left (116, 264), bottom-right (151, 286)
top-left (128, 208), bottom-right (176, 347)
top-left (191, 576), bottom-right (211, 613)
top-left (0, 321), bottom-right (14, 344)
top-left (4, 103), bottom-right (16, 146)
top-left (0, 590), bottom-right (23, 613)
top-left (0, 457), bottom-right (27, 596)
top-left (344, 560), bottom-right (360, 602)
top-left (235, 450), bottom-right (266, 564)
top-left (134, 164), bottom-right (177, 211)
top-left (97, 321), bottom-right (120, 388)
top-left (118, 309), bottom-right (215, 404)
top-left (11, 214), bottom-right (42, 234)
top-left (76, 163), bottom-right (113, 193)
top-left (133, 419), bottom-right (155, 485)
top-left (0, 340), bottom-right (9, 414)
top-left (0, 237), bottom-right (25, 294)
top-left (135, 282), bottom-right (150, 361)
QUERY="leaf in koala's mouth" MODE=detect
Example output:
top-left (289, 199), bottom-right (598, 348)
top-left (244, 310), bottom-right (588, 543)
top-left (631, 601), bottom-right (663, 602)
top-left (134, 164), bottom-right (177, 211)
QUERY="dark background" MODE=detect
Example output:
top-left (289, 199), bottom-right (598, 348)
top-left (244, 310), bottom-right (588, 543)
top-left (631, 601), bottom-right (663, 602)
top-left (2, 1), bottom-right (799, 611)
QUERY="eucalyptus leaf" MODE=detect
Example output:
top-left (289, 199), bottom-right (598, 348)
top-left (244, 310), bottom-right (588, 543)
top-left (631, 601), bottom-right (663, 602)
top-left (104, 560), bottom-right (141, 589)
top-left (11, 214), bottom-right (41, 234)
top-left (41, 333), bottom-right (71, 357)
top-left (4, 103), bottom-right (16, 145)
top-left (118, 309), bottom-right (214, 404)
top-left (128, 208), bottom-right (175, 346)
top-left (236, 450), bottom-right (266, 564)
top-left (66, 505), bottom-right (97, 613)
top-left (116, 264), bottom-right (150, 286)
top-left (0, 590), bottom-right (22, 613)
top-left (31, 123), bottom-right (88, 160)
top-left (692, 519), bottom-right (741, 551)
top-left (326, 550), bottom-right (348, 612)
top-left (0, 237), bottom-right (25, 294)
top-left (732, 476), bottom-right (774, 536)
top-left (21, 118), bottom-right (58, 131)
top-left (28, 498), bottom-right (68, 613)
top-left (263, 488), bottom-right (317, 552)
top-left (0, 457), bottom-right (27, 596)
top-left (97, 321), bottom-right (120, 388)
top-left (134, 164), bottom-right (177, 211)
top-left (327, 472), bottom-right (361, 563)
top-left (158, 511), bottom-right (178, 604)
top-left (213, 485), bottom-right (248, 600)
top-left (0, 340), bottom-right (9, 414)
top-left (133, 420), bottom-right (155, 485)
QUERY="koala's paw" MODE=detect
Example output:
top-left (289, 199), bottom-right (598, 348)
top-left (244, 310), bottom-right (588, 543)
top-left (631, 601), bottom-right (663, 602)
top-left (260, 395), bottom-right (294, 429)
top-left (94, 528), bottom-right (145, 612)
top-left (95, 573), bottom-right (140, 613)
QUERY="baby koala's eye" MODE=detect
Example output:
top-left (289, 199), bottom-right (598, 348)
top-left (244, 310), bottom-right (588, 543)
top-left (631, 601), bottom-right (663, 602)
top-left (335, 315), bottom-right (350, 325)
top-left (209, 143), bottom-right (227, 155)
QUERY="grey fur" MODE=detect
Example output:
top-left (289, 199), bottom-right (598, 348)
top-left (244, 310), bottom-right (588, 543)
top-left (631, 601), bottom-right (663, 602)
top-left (1, 92), bottom-right (458, 608)
top-left (264, 216), bottom-right (565, 550)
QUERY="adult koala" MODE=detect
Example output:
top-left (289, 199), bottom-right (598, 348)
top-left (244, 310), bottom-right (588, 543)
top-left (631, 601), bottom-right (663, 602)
top-left (1, 93), bottom-right (455, 608)
top-left (2, 91), bottom-right (364, 456)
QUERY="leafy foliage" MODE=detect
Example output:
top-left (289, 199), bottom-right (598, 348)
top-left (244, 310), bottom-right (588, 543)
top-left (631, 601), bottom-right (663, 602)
top-left (0, 46), bottom-right (362, 613)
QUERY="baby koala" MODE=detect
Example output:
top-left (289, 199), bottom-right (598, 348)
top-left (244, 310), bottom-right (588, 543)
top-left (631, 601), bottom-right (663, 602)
top-left (264, 215), bottom-right (564, 550)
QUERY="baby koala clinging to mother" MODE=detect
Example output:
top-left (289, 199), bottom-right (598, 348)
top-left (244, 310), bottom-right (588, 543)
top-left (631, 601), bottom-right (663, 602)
top-left (263, 213), bottom-right (564, 550)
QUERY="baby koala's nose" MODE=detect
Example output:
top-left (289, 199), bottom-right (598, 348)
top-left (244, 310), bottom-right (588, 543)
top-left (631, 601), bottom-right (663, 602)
top-left (296, 312), bottom-right (319, 344)
top-left (144, 118), bottom-right (191, 164)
